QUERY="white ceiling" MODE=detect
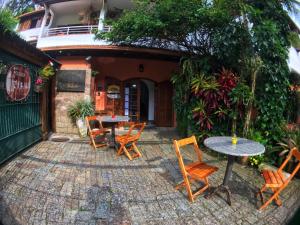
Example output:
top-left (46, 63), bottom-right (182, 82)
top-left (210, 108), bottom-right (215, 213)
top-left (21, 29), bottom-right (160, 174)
top-left (50, 0), bottom-right (102, 15)
top-left (50, 0), bottom-right (134, 15)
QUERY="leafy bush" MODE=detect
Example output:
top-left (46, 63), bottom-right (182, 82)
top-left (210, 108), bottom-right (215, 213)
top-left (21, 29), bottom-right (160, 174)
top-left (67, 100), bottom-right (95, 126)
top-left (249, 154), bottom-right (264, 167)
top-left (39, 64), bottom-right (55, 80)
top-left (247, 129), bottom-right (269, 167)
top-left (0, 8), bottom-right (18, 32)
top-left (288, 31), bottom-right (300, 49)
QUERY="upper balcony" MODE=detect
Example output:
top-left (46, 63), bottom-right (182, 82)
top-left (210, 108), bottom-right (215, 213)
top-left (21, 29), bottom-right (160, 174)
top-left (17, 9), bottom-right (45, 45)
top-left (32, 0), bottom-right (133, 49)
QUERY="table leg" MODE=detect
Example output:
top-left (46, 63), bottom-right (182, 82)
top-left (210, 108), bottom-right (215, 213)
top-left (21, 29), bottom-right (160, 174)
top-left (206, 155), bottom-right (235, 206)
top-left (110, 124), bottom-right (117, 149)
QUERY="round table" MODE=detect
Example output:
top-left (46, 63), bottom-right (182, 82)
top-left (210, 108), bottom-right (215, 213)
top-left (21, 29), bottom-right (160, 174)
top-left (204, 136), bottom-right (265, 205)
top-left (99, 116), bottom-right (129, 149)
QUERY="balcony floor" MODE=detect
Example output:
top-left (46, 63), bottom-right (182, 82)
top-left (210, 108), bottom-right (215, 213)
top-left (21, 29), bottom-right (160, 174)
top-left (0, 129), bottom-right (299, 225)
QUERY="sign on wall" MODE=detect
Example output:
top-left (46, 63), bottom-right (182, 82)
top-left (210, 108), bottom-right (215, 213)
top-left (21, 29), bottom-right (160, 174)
top-left (6, 65), bottom-right (31, 101)
top-left (57, 70), bottom-right (86, 92)
top-left (95, 91), bottom-right (106, 111)
top-left (107, 84), bottom-right (120, 99)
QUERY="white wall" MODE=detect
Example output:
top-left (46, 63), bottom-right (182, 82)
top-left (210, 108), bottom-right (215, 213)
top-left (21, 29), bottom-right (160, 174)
top-left (19, 28), bottom-right (41, 42)
top-left (142, 79), bottom-right (155, 121)
top-left (37, 34), bottom-right (109, 48)
top-left (288, 47), bottom-right (300, 75)
top-left (52, 14), bottom-right (82, 27)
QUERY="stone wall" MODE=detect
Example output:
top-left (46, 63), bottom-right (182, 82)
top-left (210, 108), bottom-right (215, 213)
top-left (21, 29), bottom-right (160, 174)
top-left (54, 57), bottom-right (91, 134)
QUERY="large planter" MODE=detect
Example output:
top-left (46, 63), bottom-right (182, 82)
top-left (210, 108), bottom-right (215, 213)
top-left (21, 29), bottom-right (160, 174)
top-left (76, 118), bottom-right (87, 138)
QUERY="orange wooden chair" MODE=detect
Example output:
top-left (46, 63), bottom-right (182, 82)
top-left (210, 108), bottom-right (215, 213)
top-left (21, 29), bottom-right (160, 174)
top-left (173, 136), bottom-right (218, 202)
top-left (257, 147), bottom-right (300, 210)
top-left (86, 116), bottom-right (110, 149)
top-left (116, 122), bottom-right (146, 160)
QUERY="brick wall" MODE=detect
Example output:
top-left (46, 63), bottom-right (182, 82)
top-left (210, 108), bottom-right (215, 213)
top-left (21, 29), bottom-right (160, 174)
top-left (54, 57), bottom-right (91, 134)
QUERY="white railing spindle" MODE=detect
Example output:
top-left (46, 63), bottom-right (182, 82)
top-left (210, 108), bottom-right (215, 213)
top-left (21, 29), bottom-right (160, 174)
top-left (43, 25), bottom-right (112, 37)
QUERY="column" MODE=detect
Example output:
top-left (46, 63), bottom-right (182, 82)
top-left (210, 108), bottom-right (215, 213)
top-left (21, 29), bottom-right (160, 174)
top-left (38, 4), bottom-right (50, 38)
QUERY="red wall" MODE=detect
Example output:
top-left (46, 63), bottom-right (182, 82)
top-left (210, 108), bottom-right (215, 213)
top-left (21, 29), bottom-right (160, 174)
top-left (58, 56), bottom-right (91, 69)
top-left (92, 57), bottom-right (179, 82)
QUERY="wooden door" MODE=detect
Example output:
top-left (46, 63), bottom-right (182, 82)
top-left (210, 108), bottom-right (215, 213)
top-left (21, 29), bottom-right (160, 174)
top-left (155, 81), bottom-right (173, 127)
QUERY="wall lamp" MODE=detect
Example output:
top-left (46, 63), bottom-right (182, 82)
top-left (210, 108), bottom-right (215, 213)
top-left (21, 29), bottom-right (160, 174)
top-left (139, 64), bottom-right (144, 72)
top-left (85, 56), bottom-right (92, 61)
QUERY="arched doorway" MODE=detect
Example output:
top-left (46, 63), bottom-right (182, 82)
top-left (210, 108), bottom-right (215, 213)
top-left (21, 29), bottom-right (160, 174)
top-left (124, 79), bottom-right (155, 122)
top-left (140, 81), bottom-right (149, 121)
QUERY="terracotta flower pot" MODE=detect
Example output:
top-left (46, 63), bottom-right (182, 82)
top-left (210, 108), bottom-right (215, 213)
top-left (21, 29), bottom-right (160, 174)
top-left (34, 85), bottom-right (43, 93)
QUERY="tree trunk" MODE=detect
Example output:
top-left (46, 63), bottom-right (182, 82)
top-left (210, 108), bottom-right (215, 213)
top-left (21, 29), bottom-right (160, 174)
top-left (243, 69), bottom-right (258, 137)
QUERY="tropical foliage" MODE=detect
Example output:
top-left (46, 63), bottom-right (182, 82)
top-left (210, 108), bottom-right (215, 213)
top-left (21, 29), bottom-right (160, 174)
top-left (68, 100), bottom-right (95, 126)
top-left (0, 8), bottom-right (17, 32)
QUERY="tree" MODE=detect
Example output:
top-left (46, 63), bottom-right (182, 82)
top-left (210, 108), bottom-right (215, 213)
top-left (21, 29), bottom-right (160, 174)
top-left (97, 0), bottom-right (298, 145)
top-left (0, 8), bottom-right (18, 32)
top-left (5, 0), bottom-right (35, 16)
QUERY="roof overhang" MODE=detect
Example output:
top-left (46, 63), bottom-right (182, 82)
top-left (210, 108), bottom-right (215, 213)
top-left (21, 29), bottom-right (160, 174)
top-left (0, 25), bottom-right (60, 67)
top-left (41, 45), bottom-right (183, 62)
top-left (18, 9), bottom-right (45, 20)
top-left (33, 0), bottom-right (76, 5)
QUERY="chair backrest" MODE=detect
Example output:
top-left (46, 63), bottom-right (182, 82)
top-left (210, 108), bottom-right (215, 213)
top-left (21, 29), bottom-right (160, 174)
top-left (85, 116), bottom-right (103, 132)
top-left (278, 147), bottom-right (300, 182)
top-left (173, 136), bottom-right (203, 167)
top-left (126, 122), bottom-right (146, 141)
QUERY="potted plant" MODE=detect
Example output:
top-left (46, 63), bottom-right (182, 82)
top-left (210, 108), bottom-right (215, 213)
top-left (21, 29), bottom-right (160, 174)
top-left (34, 76), bottom-right (44, 93)
top-left (68, 99), bottom-right (95, 137)
top-left (34, 63), bottom-right (55, 92)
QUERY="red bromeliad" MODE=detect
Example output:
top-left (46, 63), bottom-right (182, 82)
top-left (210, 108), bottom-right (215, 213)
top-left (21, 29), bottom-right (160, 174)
top-left (192, 68), bottom-right (238, 130)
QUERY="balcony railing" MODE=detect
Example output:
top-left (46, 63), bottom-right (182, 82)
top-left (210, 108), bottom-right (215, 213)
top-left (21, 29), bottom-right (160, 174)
top-left (44, 25), bottom-right (98, 37)
top-left (43, 25), bottom-right (113, 37)
top-left (102, 25), bottom-right (112, 32)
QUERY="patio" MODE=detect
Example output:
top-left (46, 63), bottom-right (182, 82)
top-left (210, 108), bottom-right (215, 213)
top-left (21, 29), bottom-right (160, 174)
top-left (0, 129), bottom-right (299, 225)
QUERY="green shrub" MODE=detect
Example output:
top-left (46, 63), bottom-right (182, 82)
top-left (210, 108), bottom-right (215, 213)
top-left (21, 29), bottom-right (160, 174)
top-left (67, 100), bottom-right (95, 126)
top-left (0, 9), bottom-right (18, 32)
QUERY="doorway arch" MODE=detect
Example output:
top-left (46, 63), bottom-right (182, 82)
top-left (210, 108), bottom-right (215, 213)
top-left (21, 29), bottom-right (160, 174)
top-left (123, 78), bottom-right (155, 122)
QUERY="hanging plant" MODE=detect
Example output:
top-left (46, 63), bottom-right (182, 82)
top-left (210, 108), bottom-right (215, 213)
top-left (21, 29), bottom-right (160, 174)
top-left (39, 63), bottom-right (55, 80)
top-left (34, 76), bottom-right (44, 93)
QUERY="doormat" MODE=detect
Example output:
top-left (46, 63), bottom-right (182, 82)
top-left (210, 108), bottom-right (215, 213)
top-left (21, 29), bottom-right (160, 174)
top-left (50, 137), bottom-right (70, 142)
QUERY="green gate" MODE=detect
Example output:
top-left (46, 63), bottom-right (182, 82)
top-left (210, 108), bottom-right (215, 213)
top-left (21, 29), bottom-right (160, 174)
top-left (0, 50), bottom-right (42, 164)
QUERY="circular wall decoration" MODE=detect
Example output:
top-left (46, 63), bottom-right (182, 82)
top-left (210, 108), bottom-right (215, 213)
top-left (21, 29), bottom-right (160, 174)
top-left (6, 65), bottom-right (31, 101)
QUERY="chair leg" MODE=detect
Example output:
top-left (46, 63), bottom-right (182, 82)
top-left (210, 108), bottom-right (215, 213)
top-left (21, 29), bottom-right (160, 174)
top-left (132, 143), bottom-right (142, 157)
top-left (271, 187), bottom-right (282, 206)
top-left (259, 188), bottom-right (282, 210)
top-left (117, 144), bottom-right (125, 155)
top-left (91, 137), bottom-right (97, 150)
top-left (257, 184), bottom-right (266, 204)
top-left (123, 146), bottom-right (133, 160)
top-left (184, 177), bottom-right (194, 202)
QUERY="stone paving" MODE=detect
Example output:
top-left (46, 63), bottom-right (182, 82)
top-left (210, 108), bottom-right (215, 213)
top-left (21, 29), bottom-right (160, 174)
top-left (0, 129), bottom-right (300, 225)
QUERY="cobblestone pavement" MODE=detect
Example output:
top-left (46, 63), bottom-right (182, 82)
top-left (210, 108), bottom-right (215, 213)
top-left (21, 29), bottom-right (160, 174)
top-left (0, 129), bottom-right (300, 225)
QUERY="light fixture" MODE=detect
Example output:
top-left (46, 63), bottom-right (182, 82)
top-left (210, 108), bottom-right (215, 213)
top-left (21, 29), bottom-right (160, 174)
top-left (132, 84), bottom-right (136, 88)
top-left (85, 56), bottom-right (92, 61)
top-left (138, 64), bottom-right (144, 72)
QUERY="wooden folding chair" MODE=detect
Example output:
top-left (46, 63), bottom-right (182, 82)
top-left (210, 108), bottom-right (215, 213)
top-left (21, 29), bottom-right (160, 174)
top-left (116, 122), bottom-right (145, 160)
top-left (86, 116), bottom-right (109, 149)
top-left (173, 136), bottom-right (218, 202)
top-left (257, 147), bottom-right (300, 210)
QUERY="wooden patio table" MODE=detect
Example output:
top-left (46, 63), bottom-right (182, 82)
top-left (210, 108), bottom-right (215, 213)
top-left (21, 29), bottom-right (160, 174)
top-left (99, 115), bottom-right (129, 149)
top-left (204, 136), bottom-right (265, 205)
